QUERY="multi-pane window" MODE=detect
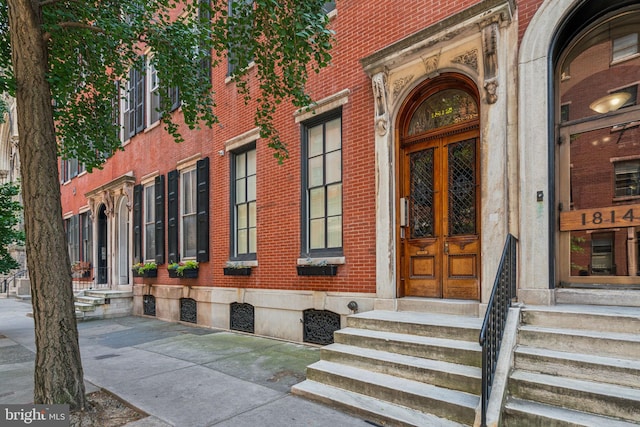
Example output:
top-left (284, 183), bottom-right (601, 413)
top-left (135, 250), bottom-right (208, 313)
top-left (614, 160), bottom-right (640, 197)
top-left (81, 212), bottom-right (92, 266)
top-left (612, 33), bottom-right (638, 62)
top-left (322, 1), bottom-right (336, 13)
top-left (233, 147), bottom-right (257, 259)
top-left (304, 113), bottom-right (342, 254)
top-left (227, 0), bottom-right (254, 76)
top-left (149, 61), bottom-right (161, 124)
top-left (66, 215), bottom-right (80, 263)
top-left (612, 85), bottom-right (638, 109)
top-left (181, 168), bottom-right (198, 258)
top-left (66, 212), bottom-right (92, 274)
top-left (591, 233), bottom-right (614, 275)
top-left (144, 184), bottom-right (156, 261)
top-left (60, 158), bottom-right (85, 182)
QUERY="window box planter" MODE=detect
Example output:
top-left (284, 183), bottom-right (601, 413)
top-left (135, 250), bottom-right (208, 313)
top-left (132, 268), bottom-right (158, 278)
top-left (169, 269), bottom-right (198, 278)
top-left (224, 267), bottom-right (252, 276)
top-left (297, 265), bottom-right (338, 276)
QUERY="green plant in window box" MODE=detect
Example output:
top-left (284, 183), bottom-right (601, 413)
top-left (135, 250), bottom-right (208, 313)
top-left (132, 261), bottom-right (158, 278)
top-left (296, 258), bottom-right (338, 276)
top-left (223, 261), bottom-right (252, 276)
top-left (168, 260), bottom-right (199, 278)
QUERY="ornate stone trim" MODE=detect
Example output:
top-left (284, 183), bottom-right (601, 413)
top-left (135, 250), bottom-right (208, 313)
top-left (452, 49), bottom-right (479, 72)
top-left (372, 72), bottom-right (389, 136)
top-left (392, 74), bottom-right (415, 99)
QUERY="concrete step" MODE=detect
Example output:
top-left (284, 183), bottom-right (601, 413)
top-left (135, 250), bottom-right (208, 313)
top-left (322, 343), bottom-right (482, 394)
top-left (74, 302), bottom-right (96, 312)
top-left (518, 325), bottom-right (640, 359)
top-left (503, 398), bottom-right (639, 427)
top-left (555, 289), bottom-right (640, 308)
top-left (509, 370), bottom-right (640, 423)
top-left (395, 297), bottom-right (479, 316)
top-left (84, 290), bottom-right (133, 299)
top-left (334, 327), bottom-right (482, 367)
top-left (304, 360), bottom-right (478, 425)
top-left (347, 310), bottom-right (482, 342)
top-left (522, 305), bottom-right (640, 334)
top-left (75, 295), bottom-right (105, 305)
top-left (515, 345), bottom-right (640, 388)
top-left (292, 380), bottom-right (467, 427)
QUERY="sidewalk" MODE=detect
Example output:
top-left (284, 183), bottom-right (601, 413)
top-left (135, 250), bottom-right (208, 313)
top-left (0, 298), bottom-right (369, 426)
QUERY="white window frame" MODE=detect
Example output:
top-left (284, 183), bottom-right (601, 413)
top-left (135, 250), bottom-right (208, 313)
top-left (180, 167), bottom-right (198, 259)
top-left (144, 183), bottom-right (156, 262)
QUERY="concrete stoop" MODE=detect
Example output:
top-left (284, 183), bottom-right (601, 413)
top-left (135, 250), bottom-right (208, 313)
top-left (292, 309), bottom-right (483, 427)
top-left (74, 290), bottom-right (133, 320)
top-left (503, 304), bottom-right (640, 426)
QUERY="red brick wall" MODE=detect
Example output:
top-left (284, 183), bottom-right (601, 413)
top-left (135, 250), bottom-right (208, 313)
top-left (61, 1), bottom-right (553, 294)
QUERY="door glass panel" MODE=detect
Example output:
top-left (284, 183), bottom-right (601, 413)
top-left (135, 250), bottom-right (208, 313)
top-left (409, 148), bottom-right (434, 238)
top-left (565, 127), bottom-right (640, 277)
top-left (448, 139), bottom-right (476, 236)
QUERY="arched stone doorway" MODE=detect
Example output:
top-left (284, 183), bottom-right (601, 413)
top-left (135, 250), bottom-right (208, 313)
top-left (396, 74), bottom-right (481, 300)
top-left (97, 204), bottom-right (108, 284)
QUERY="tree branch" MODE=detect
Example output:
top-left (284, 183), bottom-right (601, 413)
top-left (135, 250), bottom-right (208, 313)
top-left (43, 22), bottom-right (105, 42)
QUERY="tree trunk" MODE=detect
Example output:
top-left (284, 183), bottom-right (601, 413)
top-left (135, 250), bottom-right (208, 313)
top-left (7, 0), bottom-right (87, 409)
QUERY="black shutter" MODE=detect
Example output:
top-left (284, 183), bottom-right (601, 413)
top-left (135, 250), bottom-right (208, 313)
top-left (133, 184), bottom-right (143, 264)
top-left (155, 175), bottom-right (165, 265)
top-left (167, 170), bottom-right (179, 263)
top-left (196, 157), bottom-right (210, 262)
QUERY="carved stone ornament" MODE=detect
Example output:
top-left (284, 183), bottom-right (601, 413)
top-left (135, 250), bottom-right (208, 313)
top-left (123, 181), bottom-right (134, 211)
top-left (372, 72), bottom-right (389, 136)
top-left (482, 23), bottom-right (498, 79)
top-left (484, 79), bottom-right (498, 105)
top-left (452, 49), bottom-right (478, 72)
top-left (422, 54), bottom-right (440, 76)
top-left (102, 190), bottom-right (114, 217)
top-left (392, 74), bottom-right (414, 99)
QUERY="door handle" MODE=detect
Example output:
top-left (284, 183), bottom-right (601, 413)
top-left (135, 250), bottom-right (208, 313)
top-left (444, 242), bottom-right (449, 254)
top-left (400, 197), bottom-right (408, 227)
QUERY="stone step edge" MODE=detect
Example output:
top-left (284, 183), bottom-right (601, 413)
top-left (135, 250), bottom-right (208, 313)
top-left (516, 345), bottom-right (640, 370)
top-left (325, 342), bottom-right (481, 379)
top-left (519, 325), bottom-right (640, 343)
top-left (292, 380), bottom-right (468, 427)
top-left (349, 310), bottom-right (483, 329)
top-left (504, 397), bottom-right (639, 427)
top-left (336, 327), bottom-right (481, 351)
top-left (511, 370), bottom-right (640, 403)
top-left (307, 359), bottom-right (479, 411)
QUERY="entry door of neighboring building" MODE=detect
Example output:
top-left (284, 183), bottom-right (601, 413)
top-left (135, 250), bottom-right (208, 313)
top-left (400, 128), bottom-right (480, 299)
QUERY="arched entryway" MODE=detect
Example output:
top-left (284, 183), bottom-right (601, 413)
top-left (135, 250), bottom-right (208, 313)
top-left (397, 74), bottom-right (481, 300)
top-left (97, 204), bottom-right (108, 284)
top-left (116, 197), bottom-right (130, 285)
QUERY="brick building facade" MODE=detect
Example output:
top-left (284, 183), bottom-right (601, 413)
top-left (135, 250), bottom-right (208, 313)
top-left (59, 0), bottom-right (639, 342)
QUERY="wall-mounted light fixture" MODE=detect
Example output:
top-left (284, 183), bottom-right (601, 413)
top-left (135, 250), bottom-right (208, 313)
top-left (589, 92), bottom-right (631, 114)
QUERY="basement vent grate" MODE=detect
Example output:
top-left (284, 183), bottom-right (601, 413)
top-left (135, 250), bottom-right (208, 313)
top-left (143, 295), bottom-right (156, 316)
top-left (302, 309), bottom-right (340, 345)
top-left (180, 298), bottom-right (197, 324)
top-left (230, 302), bottom-right (255, 333)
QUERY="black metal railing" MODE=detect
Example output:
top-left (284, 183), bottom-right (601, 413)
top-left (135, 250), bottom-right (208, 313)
top-left (1, 269), bottom-right (28, 294)
top-left (479, 233), bottom-right (517, 427)
top-left (71, 266), bottom-right (111, 292)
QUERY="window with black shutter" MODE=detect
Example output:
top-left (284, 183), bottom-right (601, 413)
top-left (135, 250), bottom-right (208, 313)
top-left (167, 170), bottom-right (179, 263)
top-left (155, 175), bottom-right (165, 265)
top-left (133, 184), bottom-right (143, 263)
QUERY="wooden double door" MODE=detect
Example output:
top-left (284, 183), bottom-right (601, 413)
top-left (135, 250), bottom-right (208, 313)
top-left (399, 127), bottom-right (480, 300)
